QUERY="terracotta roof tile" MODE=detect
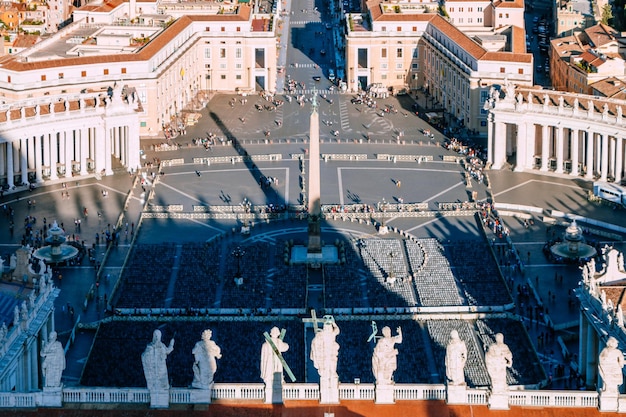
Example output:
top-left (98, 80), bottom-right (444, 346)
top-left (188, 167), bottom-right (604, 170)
top-left (430, 15), bottom-right (486, 60)
top-left (493, 0), bottom-right (524, 8)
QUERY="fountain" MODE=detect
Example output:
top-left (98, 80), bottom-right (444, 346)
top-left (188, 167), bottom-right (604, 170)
top-left (33, 221), bottom-right (80, 265)
top-left (549, 220), bottom-right (597, 263)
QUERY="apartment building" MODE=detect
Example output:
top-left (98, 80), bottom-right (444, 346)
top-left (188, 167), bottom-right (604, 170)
top-left (345, 0), bottom-right (532, 132)
top-left (550, 23), bottom-right (625, 94)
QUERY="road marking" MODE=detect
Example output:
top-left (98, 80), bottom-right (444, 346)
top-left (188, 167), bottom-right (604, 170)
top-left (422, 181), bottom-right (465, 203)
top-left (493, 179), bottom-right (581, 198)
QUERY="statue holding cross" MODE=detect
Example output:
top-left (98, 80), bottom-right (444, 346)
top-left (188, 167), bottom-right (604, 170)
top-left (260, 326), bottom-right (294, 404)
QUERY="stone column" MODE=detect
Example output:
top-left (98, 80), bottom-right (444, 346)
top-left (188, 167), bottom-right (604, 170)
top-left (49, 133), bottom-right (58, 180)
top-left (0, 142), bottom-right (5, 180)
top-left (585, 132), bottom-right (594, 179)
top-left (104, 128), bottom-right (113, 175)
top-left (492, 121), bottom-right (506, 169)
top-left (64, 131), bottom-right (72, 178)
top-left (5, 142), bottom-right (15, 187)
top-left (43, 133), bottom-right (50, 178)
top-left (80, 128), bottom-right (88, 175)
top-left (127, 122), bottom-right (141, 171)
top-left (20, 138), bottom-right (28, 184)
top-left (571, 128), bottom-right (580, 176)
top-left (487, 113), bottom-right (495, 166)
top-left (555, 125), bottom-right (564, 174)
top-left (600, 133), bottom-right (609, 181)
top-left (514, 122), bottom-right (528, 172)
top-left (540, 125), bottom-right (550, 171)
top-left (615, 137), bottom-right (623, 183)
top-left (308, 96), bottom-right (322, 253)
top-left (27, 137), bottom-right (35, 172)
top-left (34, 135), bottom-right (43, 183)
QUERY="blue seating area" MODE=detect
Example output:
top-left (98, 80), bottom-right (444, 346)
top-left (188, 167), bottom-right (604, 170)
top-left (114, 244), bottom-right (176, 308)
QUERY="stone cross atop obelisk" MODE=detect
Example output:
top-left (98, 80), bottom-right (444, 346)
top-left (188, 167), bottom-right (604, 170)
top-left (307, 87), bottom-right (322, 254)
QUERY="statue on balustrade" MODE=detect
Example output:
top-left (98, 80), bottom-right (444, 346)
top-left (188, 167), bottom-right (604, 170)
top-left (40, 331), bottom-right (65, 388)
top-left (260, 326), bottom-right (289, 386)
top-left (445, 330), bottom-right (467, 386)
top-left (599, 336), bottom-right (625, 396)
top-left (191, 329), bottom-right (222, 390)
top-left (372, 326), bottom-right (402, 385)
top-left (485, 333), bottom-right (512, 394)
top-left (310, 320), bottom-right (340, 381)
top-left (142, 329), bottom-right (174, 391)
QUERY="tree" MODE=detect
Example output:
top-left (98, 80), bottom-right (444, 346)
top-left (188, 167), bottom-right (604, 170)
top-left (601, 3), bottom-right (614, 25)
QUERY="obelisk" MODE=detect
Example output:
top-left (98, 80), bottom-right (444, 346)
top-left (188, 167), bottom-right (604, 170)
top-left (307, 89), bottom-right (322, 254)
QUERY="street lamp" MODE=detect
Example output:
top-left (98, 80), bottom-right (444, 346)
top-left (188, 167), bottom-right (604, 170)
top-left (232, 247), bottom-right (245, 286)
top-left (377, 198), bottom-right (389, 234)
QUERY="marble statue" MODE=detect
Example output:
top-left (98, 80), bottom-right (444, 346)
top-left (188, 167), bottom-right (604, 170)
top-left (13, 306), bottom-right (19, 327)
top-left (618, 305), bottom-right (625, 328)
top-left (28, 291), bottom-right (36, 309)
top-left (599, 337), bottom-right (625, 395)
top-left (260, 327), bottom-right (289, 385)
top-left (372, 326), bottom-right (402, 385)
top-left (142, 329), bottom-right (174, 391)
top-left (601, 290), bottom-right (608, 310)
top-left (40, 331), bottom-right (65, 388)
top-left (485, 333), bottom-right (512, 394)
top-left (20, 301), bottom-right (28, 324)
top-left (310, 320), bottom-right (340, 380)
top-left (191, 329), bottom-right (222, 390)
top-left (10, 254), bottom-right (16, 269)
top-left (445, 330), bottom-right (468, 386)
top-left (0, 323), bottom-right (6, 344)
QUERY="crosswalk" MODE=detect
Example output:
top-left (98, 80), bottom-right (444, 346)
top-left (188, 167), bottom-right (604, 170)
top-left (283, 88), bottom-right (340, 95)
top-left (292, 63), bottom-right (318, 68)
top-left (290, 20), bottom-right (322, 25)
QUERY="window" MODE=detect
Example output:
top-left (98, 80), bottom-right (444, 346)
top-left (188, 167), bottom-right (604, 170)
top-left (7, 76), bottom-right (10, 83)
top-left (382, 26), bottom-right (386, 31)
top-left (506, 13), bottom-right (509, 18)
top-left (478, 17), bottom-right (482, 23)
top-left (204, 48), bottom-right (211, 59)
top-left (220, 63), bottom-right (227, 69)
top-left (103, 69), bottom-right (109, 75)
top-left (381, 48), bottom-right (387, 58)
top-left (396, 62), bottom-right (403, 69)
top-left (412, 63), bottom-right (419, 69)
top-left (518, 68), bottom-right (523, 74)
top-left (58, 73), bottom-right (64, 79)
top-left (236, 48), bottom-right (242, 59)
top-left (468, 18), bottom-right (473, 23)
top-left (140, 121), bottom-right (147, 127)
top-left (449, 7), bottom-right (454, 11)
top-left (122, 68), bottom-right (127, 74)
top-left (236, 26), bottom-right (241, 32)
top-left (397, 26), bottom-right (401, 32)
top-left (396, 48), bottom-right (402, 58)
top-left (41, 75), bottom-right (46, 81)
top-left (500, 67), bottom-right (505, 73)
top-left (478, 7), bottom-right (482, 11)
top-left (499, 13), bottom-right (502, 18)
top-left (396, 74), bottom-right (403, 79)
top-left (236, 74), bottom-right (242, 80)
top-left (221, 26), bottom-right (225, 32)
top-left (381, 63), bottom-right (388, 69)
top-left (205, 26), bottom-right (210, 31)
top-left (81, 70), bottom-right (86, 77)
top-left (381, 74), bottom-right (387, 80)
top-left (412, 48), bottom-right (418, 58)
top-left (220, 48), bottom-right (226, 58)
top-left (236, 63), bottom-right (242, 69)
top-left (468, 7), bottom-right (473, 11)
top-left (412, 26), bottom-right (417, 32)
top-left (459, 7), bottom-right (463, 11)
top-left (220, 75), bottom-right (226, 80)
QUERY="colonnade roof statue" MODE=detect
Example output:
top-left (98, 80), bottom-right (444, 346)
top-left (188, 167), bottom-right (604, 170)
top-left (371, 325), bottom-right (402, 385)
top-left (40, 331), bottom-right (65, 388)
top-left (485, 333), bottom-right (512, 394)
top-left (445, 330), bottom-right (467, 386)
top-left (598, 336), bottom-right (625, 396)
top-left (191, 329), bottom-right (221, 390)
top-left (142, 329), bottom-right (175, 391)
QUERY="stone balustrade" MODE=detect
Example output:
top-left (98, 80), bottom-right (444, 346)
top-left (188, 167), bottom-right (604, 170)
top-left (0, 384), bottom-right (605, 408)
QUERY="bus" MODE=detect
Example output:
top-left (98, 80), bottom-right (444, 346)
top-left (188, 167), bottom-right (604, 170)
top-left (593, 181), bottom-right (626, 207)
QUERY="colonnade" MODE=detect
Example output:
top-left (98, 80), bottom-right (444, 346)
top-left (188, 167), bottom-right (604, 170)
top-left (487, 88), bottom-right (626, 183)
top-left (0, 90), bottom-right (140, 189)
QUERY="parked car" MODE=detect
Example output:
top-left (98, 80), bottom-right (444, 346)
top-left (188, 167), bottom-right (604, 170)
top-left (328, 69), bottom-right (336, 82)
top-left (313, 76), bottom-right (321, 81)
